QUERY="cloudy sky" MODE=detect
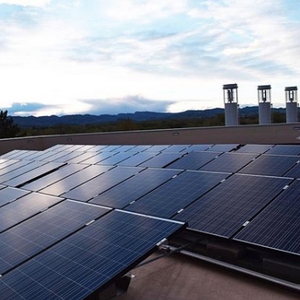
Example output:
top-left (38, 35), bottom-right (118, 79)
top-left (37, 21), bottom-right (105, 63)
top-left (0, 0), bottom-right (299, 116)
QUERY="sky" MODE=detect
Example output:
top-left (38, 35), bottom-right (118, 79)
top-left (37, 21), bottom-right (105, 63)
top-left (0, 0), bottom-right (299, 116)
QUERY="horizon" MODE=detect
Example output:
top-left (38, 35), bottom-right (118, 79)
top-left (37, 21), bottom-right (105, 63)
top-left (0, 1), bottom-right (299, 117)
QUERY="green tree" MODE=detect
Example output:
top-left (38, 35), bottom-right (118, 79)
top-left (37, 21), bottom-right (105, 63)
top-left (0, 110), bottom-right (20, 138)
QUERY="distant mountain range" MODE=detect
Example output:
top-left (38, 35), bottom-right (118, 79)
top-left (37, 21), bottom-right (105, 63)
top-left (12, 106), bottom-right (286, 128)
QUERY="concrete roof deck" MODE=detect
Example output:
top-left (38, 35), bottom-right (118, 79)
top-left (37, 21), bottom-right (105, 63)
top-left (119, 253), bottom-right (299, 300)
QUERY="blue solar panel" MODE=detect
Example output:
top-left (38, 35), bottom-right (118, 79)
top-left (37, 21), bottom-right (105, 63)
top-left (0, 159), bottom-right (19, 171)
top-left (199, 153), bottom-right (257, 173)
top-left (186, 145), bottom-right (212, 152)
top-left (22, 164), bottom-right (86, 192)
top-left (238, 155), bottom-right (300, 177)
top-left (139, 153), bottom-right (184, 168)
top-left (117, 152), bottom-right (157, 167)
top-left (284, 162), bottom-right (300, 178)
top-left (4, 162), bottom-right (65, 187)
top-left (0, 160), bottom-right (32, 178)
top-left (125, 171), bottom-right (230, 218)
top-left (266, 145), bottom-right (300, 156)
top-left (0, 193), bottom-right (64, 233)
top-left (0, 187), bottom-right (30, 207)
top-left (39, 165), bottom-right (112, 196)
top-left (79, 151), bottom-right (114, 164)
top-left (0, 161), bottom-right (48, 184)
top-left (236, 144), bottom-right (274, 154)
top-left (145, 145), bottom-right (170, 152)
top-left (207, 144), bottom-right (239, 152)
top-left (163, 145), bottom-right (189, 153)
top-left (0, 210), bottom-right (184, 300)
top-left (166, 151), bottom-right (221, 170)
top-left (234, 179), bottom-right (300, 255)
top-left (90, 168), bottom-right (180, 208)
top-left (173, 174), bottom-right (292, 238)
top-left (0, 200), bottom-right (110, 274)
top-left (62, 166), bottom-right (142, 201)
top-left (97, 152), bottom-right (136, 165)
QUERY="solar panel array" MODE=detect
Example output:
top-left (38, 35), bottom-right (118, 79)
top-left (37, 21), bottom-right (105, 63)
top-left (0, 142), bottom-right (300, 298)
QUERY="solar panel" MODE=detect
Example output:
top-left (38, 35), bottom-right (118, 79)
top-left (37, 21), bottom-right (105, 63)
top-left (100, 145), bottom-right (122, 152)
top-left (130, 145), bottom-right (152, 152)
top-left (97, 152), bottom-right (136, 165)
top-left (0, 150), bottom-right (22, 159)
top-left (0, 200), bottom-right (110, 275)
top-left (0, 193), bottom-right (64, 233)
top-left (238, 155), bottom-right (300, 177)
top-left (39, 165), bottom-right (112, 196)
top-left (4, 162), bottom-right (65, 187)
top-left (0, 161), bottom-right (48, 184)
top-left (0, 159), bottom-right (19, 171)
top-left (199, 153), bottom-right (257, 173)
top-left (173, 174), bottom-right (292, 238)
top-left (284, 162), bottom-right (300, 178)
top-left (166, 151), bottom-right (221, 170)
top-left (117, 152), bottom-right (157, 167)
top-left (0, 210), bottom-right (184, 299)
top-left (62, 166), bottom-right (142, 201)
top-left (125, 171), bottom-right (229, 218)
top-left (64, 151), bottom-right (99, 164)
top-left (186, 144), bottom-right (212, 152)
top-left (90, 168), bottom-right (180, 208)
top-left (145, 145), bottom-right (170, 152)
top-left (139, 153), bottom-right (184, 168)
top-left (207, 144), bottom-right (239, 152)
top-left (236, 144), bottom-right (274, 154)
top-left (0, 160), bottom-right (32, 177)
top-left (0, 187), bottom-right (30, 207)
top-left (163, 145), bottom-right (189, 153)
top-left (234, 179), bottom-right (300, 255)
top-left (52, 151), bottom-right (88, 163)
top-left (266, 145), bottom-right (300, 156)
top-left (79, 151), bottom-right (115, 165)
top-left (22, 164), bottom-right (87, 192)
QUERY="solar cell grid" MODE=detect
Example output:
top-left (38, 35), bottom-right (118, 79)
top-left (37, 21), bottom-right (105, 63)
top-left (0, 187), bottom-right (30, 207)
top-left (64, 151), bottom-right (98, 164)
top-left (199, 152), bottom-right (257, 173)
top-left (22, 163), bottom-right (87, 192)
top-left (207, 144), bottom-right (239, 152)
top-left (186, 144), bottom-right (212, 152)
top-left (129, 145), bottom-right (152, 152)
top-left (125, 171), bottom-right (229, 218)
top-left (0, 160), bottom-right (32, 178)
top-left (0, 159), bottom-right (19, 171)
top-left (284, 162), bottom-right (300, 178)
top-left (266, 145), bottom-right (300, 156)
top-left (39, 165), bottom-right (112, 196)
top-left (52, 151), bottom-right (87, 163)
top-left (79, 151), bottom-right (114, 165)
top-left (100, 145), bottom-right (122, 152)
top-left (0, 210), bottom-right (184, 300)
top-left (4, 162), bottom-right (65, 187)
top-left (62, 166), bottom-right (142, 201)
top-left (166, 151), bottom-right (221, 170)
top-left (236, 144), bottom-right (274, 154)
top-left (139, 153), bottom-right (183, 168)
top-left (162, 145), bottom-right (189, 153)
top-left (238, 154), bottom-right (300, 177)
top-left (173, 174), bottom-right (292, 238)
top-left (0, 160), bottom-right (47, 184)
top-left (90, 168), bottom-right (180, 208)
top-left (0, 200), bottom-right (110, 275)
top-left (234, 179), bottom-right (300, 255)
top-left (97, 152), bottom-right (136, 165)
top-left (117, 152), bottom-right (157, 167)
top-left (0, 150), bottom-right (21, 159)
top-left (0, 193), bottom-right (64, 233)
top-left (145, 145), bottom-right (170, 152)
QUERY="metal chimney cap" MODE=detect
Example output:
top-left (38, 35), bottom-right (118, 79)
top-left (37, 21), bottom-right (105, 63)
top-left (223, 83), bottom-right (238, 89)
top-left (258, 85), bottom-right (271, 90)
top-left (285, 86), bottom-right (298, 91)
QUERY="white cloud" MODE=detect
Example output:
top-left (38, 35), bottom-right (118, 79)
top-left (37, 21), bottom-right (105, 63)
top-left (0, 0), bottom-right (52, 7)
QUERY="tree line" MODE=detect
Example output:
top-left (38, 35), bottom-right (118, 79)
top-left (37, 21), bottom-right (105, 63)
top-left (0, 109), bottom-right (291, 138)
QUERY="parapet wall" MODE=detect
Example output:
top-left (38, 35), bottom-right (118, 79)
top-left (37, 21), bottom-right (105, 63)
top-left (0, 123), bottom-right (299, 155)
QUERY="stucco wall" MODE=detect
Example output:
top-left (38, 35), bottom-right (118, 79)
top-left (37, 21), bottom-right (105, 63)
top-left (0, 123), bottom-right (299, 155)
